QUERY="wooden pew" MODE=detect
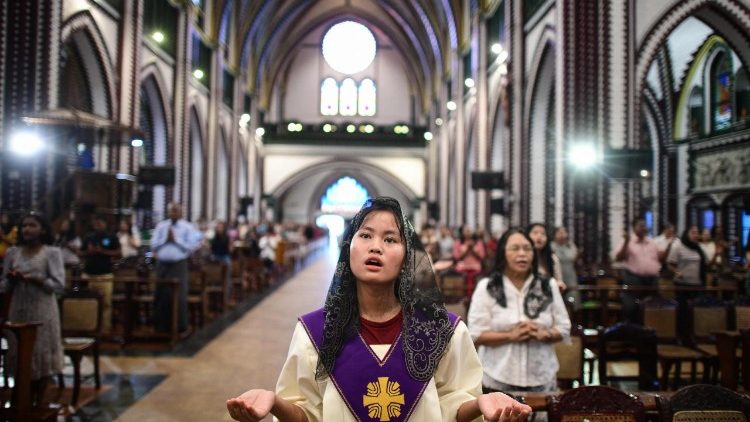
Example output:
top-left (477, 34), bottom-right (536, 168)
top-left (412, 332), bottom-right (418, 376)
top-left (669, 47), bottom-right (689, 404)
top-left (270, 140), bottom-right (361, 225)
top-left (0, 321), bottom-right (58, 422)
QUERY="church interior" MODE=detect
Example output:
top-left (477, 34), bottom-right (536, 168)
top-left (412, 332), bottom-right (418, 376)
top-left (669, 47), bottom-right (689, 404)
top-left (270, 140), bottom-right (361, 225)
top-left (1, 0), bottom-right (750, 420)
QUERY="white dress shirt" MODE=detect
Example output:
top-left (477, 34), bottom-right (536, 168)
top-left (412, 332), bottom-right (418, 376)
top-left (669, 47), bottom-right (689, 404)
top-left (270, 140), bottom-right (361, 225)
top-left (468, 275), bottom-right (571, 388)
top-left (150, 219), bottom-right (203, 262)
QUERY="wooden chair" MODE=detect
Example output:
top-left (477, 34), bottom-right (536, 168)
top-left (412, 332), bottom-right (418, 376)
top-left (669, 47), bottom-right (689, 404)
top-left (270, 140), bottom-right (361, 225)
top-left (547, 385), bottom-right (646, 422)
top-left (555, 329), bottom-right (584, 389)
top-left (439, 270), bottom-right (466, 305)
top-left (202, 260), bottom-right (228, 315)
top-left (742, 328), bottom-right (750, 391)
top-left (58, 288), bottom-right (103, 407)
top-left (733, 297), bottom-right (750, 330)
top-left (641, 296), bottom-right (708, 389)
top-left (187, 268), bottom-right (207, 328)
top-left (715, 297), bottom-right (750, 389)
top-left (244, 257), bottom-right (268, 292)
top-left (687, 296), bottom-right (729, 383)
top-left (579, 276), bottom-right (623, 328)
top-left (229, 256), bottom-right (246, 303)
top-left (657, 384), bottom-right (750, 421)
top-left (598, 322), bottom-right (659, 391)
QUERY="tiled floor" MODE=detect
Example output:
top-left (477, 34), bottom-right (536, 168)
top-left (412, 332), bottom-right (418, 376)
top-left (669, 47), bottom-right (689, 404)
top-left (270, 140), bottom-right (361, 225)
top-left (73, 249), bottom-right (337, 422)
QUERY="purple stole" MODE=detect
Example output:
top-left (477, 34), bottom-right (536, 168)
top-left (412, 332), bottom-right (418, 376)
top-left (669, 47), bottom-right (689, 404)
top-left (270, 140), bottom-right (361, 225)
top-left (300, 309), bottom-right (459, 421)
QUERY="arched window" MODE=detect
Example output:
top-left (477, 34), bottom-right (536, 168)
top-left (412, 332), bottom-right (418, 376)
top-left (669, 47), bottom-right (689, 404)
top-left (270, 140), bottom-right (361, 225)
top-left (190, 114), bottom-right (204, 222)
top-left (320, 176), bottom-right (369, 216)
top-left (218, 1), bottom-right (232, 45)
top-left (339, 78), bottom-right (357, 116)
top-left (320, 78), bottom-right (339, 116)
top-left (215, 132), bottom-right (229, 220)
top-left (358, 78), bottom-right (376, 116)
top-left (688, 86), bottom-right (704, 136)
top-left (735, 68), bottom-right (750, 121)
top-left (711, 52), bottom-right (733, 131)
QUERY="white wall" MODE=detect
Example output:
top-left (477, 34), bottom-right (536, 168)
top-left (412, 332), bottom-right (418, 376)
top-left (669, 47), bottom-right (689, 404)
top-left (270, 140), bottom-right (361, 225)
top-left (635, 0), bottom-right (682, 47)
top-left (275, 25), bottom-right (412, 125)
top-left (263, 151), bottom-right (424, 199)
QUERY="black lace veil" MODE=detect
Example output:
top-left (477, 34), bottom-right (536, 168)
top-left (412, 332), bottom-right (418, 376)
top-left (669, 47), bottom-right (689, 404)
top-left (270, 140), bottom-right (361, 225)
top-left (316, 197), bottom-right (454, 382)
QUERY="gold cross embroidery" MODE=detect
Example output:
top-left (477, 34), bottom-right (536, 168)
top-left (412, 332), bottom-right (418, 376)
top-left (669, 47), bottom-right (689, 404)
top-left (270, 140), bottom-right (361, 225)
top-left (362, 377), bottom-right (406, 421)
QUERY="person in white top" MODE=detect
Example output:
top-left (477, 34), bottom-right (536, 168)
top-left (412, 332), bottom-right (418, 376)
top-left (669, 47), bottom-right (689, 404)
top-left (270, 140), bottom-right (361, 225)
top-left (468, 228), bottom-right (571, 393)
top-left (118, 220), bottom-right (141, 259)
top-left (226, 197), bottom-right (531, 422)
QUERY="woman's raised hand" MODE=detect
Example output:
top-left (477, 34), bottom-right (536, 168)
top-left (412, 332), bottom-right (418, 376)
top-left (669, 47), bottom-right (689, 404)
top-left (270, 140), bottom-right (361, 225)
top-left (477, 392), bottom-right (533, 421)
top-left (226, 389), bottom-right (275, 422)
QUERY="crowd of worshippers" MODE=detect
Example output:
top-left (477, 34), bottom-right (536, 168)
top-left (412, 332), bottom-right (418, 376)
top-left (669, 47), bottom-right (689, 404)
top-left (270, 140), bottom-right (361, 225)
top-left (420, 220), bottom-right (750, 316)
top-left (230, 199), bottom-right (750, 421)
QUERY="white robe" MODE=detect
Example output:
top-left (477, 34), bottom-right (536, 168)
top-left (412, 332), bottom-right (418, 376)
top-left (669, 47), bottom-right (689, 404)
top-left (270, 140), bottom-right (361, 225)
top-left (275, 320), bottom-right (483, 422)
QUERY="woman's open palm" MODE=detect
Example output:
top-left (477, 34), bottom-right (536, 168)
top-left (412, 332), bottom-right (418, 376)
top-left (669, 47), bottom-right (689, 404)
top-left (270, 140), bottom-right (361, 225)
top-left (477, 392), bottom-right (532, 421)
top-left (226, 389), bottom-right (275, 422)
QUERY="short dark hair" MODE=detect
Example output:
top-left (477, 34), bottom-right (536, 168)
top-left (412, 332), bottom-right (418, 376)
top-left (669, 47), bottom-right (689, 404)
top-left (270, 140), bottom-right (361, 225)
top-left (632, 217), bottom-right (646, 228)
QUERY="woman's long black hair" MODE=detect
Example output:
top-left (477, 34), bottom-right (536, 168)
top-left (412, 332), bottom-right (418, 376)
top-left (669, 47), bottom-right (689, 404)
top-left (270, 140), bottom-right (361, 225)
top-left (526, 223), bottom-right (555, 278)
top-left (680, 225), bottom-right (707, 285)
top-left (487, 228), bottom-right (553, 319)
top-left (316, 197), bottom-right (453, 382)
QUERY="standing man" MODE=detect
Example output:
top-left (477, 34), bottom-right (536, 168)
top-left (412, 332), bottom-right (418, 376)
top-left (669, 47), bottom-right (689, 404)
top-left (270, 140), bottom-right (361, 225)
top-left (81, 216), bottom-right (121, 335)
top-left (150, 203), bottom-right (203, 334)
top-left (614, 217), bottom-right (662, 322)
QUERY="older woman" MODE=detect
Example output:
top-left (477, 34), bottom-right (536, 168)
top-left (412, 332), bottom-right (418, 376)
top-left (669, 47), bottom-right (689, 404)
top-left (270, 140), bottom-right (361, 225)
top-left (227, 197), bottom-right (531, 422)
top-left (468, 228), bottom-right (571, 394)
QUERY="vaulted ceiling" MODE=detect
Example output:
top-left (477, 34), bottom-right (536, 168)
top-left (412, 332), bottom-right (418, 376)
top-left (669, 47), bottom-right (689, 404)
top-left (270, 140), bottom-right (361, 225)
top-left (206, 0), bottom-right (468, 112)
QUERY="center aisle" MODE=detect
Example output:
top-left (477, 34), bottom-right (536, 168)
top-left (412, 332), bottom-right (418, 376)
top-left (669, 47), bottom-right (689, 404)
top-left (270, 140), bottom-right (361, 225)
top-left (115, 251), bottom-right (337, 422)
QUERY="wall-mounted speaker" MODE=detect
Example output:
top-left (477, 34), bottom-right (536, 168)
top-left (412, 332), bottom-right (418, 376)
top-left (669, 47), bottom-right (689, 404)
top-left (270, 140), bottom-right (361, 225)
top-left (428, 201), bottom-right (440, 220)
top-left (138, 166), bottom-right (175, 185)
top-left (471, 171), bottom-right (505, 189)
top-left (490, 198), bottom-right (506, 215)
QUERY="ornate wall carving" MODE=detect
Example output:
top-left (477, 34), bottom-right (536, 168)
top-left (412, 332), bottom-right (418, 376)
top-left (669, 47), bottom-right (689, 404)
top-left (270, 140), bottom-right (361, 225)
top-left (692, 145), bottom-right (750, 192)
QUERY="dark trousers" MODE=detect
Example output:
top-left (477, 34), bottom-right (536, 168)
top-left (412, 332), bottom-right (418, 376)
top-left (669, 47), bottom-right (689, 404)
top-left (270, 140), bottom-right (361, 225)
top-left (621, 270), bottom-right (657, 323)
top-left (674, 284), bottom-right (699, 342)
top-left (154, 259), bottom-right (189, 332)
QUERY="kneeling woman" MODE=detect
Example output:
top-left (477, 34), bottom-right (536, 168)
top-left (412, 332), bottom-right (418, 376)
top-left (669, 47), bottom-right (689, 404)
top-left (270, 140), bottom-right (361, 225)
top-left (227, 197), bottom-right (531, 422)
top-left (468, 228), bottom-right (571, 393)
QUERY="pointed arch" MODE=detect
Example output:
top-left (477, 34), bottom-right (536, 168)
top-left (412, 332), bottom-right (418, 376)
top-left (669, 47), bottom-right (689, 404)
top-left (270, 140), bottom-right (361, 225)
top-left (139, 68), bottom-right (172, 224)
top-left (635, 0), bottom-right (750, 147)
top-left (673, 35), bottom-right (732, 138)
top-left (465, 101), bottom-right (478, 229)
top-left (525, 33), bottom-right (557, 224)
top-left (60, 11), bottom-right (116, 117)
top-left (215, 127), bottom-right (230, 221)
top-left (271, 159), bottom-right (416, 202)
top-left (189, 107), bottom-right (206, 222)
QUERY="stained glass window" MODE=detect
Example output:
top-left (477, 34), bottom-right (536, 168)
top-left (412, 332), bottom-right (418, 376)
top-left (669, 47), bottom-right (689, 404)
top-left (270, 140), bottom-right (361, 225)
top-left (321, 176), bottom-right (369, 216)
top-left (358, 78), bottom-right (376, 116)
top-left (742, 212), bottom-right (750, 251)
top-left (712, 53), bottom-right (733, 130)
top-left (321, 78), bottom-right (339, 116)
top-left (339, 78), bottom-right (357, 116)
top-left (702, 209), bottom-right (714, 230)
